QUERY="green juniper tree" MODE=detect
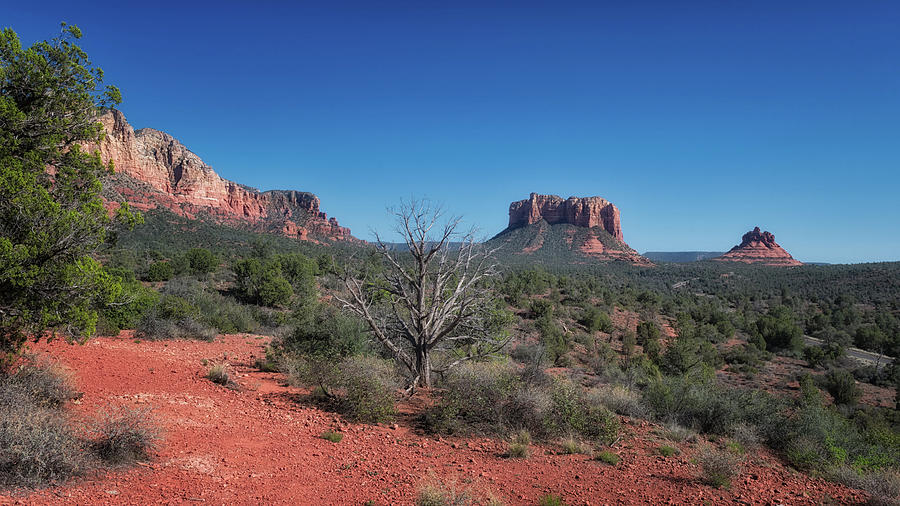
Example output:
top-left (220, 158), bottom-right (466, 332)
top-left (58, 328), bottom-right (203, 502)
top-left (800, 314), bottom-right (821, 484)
top-left (0, 23), bottom-right (139, 360)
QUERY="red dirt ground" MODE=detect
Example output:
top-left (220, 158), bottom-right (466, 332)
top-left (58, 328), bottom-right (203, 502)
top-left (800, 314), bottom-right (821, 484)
top-left (1, 334), bottom-right (869, 505)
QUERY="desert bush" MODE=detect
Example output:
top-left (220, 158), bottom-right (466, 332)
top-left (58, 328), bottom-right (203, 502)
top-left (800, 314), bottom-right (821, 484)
top-left (663, 423), bottom-right (698, 443)
top-left (594, 450), bottom-right (619, 465)
top-left (538, 494), bottom-right (565, 506)
top-left (560, 437), bottom-right (588, 455)
top-left (0, 359), bottom-right (85, 488)
top-left (283, 355), bottom-right (398, 423)
top-left (136, 293), bottom-right (218, 341)
top-left (97, 270), bottom-right (160, 335)
top-left (698, 446), bottom-right (740, 489)
top-left (0, 403), bottom-right (85, 488)
top-left (580, 306), bottom-right (613, 333)
top-left (544, 379), bottom-right (619, 444)
top-left (184, 247), bottom-right (219, 275)
top-left (281, 301), bottom-right (370, 359)
top-left (730, 423), bottom-right (761, 449)
top-left (206, 363), bottom-right (234, 388)
top-left (416, 481), bottom-right (476, 506)
top-left (145, 261), bottom-right (174, 282)
top-left (821, 368), bottom-right (862, 406)
top-left (425, 364), bottom-right (618, 444)
top-left (643, 374), bottom-right (782, 436)
top-left (658, 445), bottom-right (678, 457)
top-left (0, 356), bottom-right (79, 408)
top-left (321, 430), bottom-right (343, 443)
top-left (423, 362), bottom-right (524, 435)
top-left (86, 405), bottom-right (160, 465)
top-left (162, 278), bottom-right (257, 334)
top-left (512, 429), bottom-right (532, 445)
top-left (830, 467), bottom-right (900, 506)
top-left (507, 442), bottom-right (529, 459)
top-left (593, 384), bottom-right (647, 418)
top-left (336, 356), bottom-right (398, 423)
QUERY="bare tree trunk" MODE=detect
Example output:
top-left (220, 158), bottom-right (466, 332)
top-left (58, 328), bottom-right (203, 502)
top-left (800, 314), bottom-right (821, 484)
top-left (415, 343), bottom-right (432, 388)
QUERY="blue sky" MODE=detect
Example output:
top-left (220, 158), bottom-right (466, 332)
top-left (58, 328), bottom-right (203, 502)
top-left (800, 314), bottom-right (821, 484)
top-left (5, 1), bottom-right (899, 263)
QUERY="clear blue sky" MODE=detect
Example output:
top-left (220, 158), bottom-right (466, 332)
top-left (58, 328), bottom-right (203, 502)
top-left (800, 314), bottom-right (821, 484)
top-left (5, 1), bottom-right (899, 263)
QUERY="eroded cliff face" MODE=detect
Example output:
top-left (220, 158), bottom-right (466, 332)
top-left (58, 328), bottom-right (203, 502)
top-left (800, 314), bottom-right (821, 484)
top-left (715, 227), bottom-right (802, 266)
top-left (495, 193), bottom-right (649, 265)
top-left (508, 193), bottom-right (623, 241)
top-left (88, 110), bottom-right (355, 242)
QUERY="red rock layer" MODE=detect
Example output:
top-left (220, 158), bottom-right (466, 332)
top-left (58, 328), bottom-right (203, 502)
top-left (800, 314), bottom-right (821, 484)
top-left (509, 193), bottom-right (623, 241)
top-left (715, 227), bottom-right (802, 266)
top-left (86, 110), bottom-right (356, 242)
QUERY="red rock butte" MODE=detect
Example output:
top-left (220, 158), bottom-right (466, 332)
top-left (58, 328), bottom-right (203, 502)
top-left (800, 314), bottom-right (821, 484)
top-left (508, 193), bottom-right (623, 241)
top-left (498, 193), bottom-right (650, 265)
top-left (87, 110), bottom-right (357, 243)
top-left (715, 227), bottom-right (802, 266)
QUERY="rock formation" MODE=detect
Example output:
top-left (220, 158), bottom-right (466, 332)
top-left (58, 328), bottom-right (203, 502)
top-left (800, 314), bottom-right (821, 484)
top-left (508, 193), bottom-right (623, 241)
top-left (491, 193), bottom-right (650, 265)
top-left (87, 110), bottom-right (355, 242)
top-left (715, 227), bottom-right (802, 266)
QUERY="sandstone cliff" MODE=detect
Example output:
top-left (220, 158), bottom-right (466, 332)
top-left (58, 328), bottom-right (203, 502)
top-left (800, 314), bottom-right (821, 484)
top-left (491, 193), bottom-right (650, 265)
top-left (715, 227), bottom-right (802, 266)
top-left (508, 193), bottom-right (623, 241)
top-left (88, 110), bottom-right (355, 242)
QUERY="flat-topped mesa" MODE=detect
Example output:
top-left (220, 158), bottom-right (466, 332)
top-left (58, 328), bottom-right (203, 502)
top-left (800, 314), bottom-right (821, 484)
top-left (508, 193), bottom-right (623, 241)
top-left (715, 227), bottom-right (802, 266)
top-left (87, 109), bottom-right (356, 242)
top-left (492, 192), bottom-right (650, 265)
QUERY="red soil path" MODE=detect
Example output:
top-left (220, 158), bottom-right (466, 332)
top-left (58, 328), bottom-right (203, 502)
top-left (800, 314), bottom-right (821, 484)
top-left (2, 334), bottom-right (868, 505)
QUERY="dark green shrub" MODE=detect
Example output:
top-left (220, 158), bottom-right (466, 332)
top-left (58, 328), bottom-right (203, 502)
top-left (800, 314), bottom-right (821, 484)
top-left (821, 368), bottom-right (861, 406)
top-left (755, 306), bottom-right (803, 352)
top-left (97, 272), bottom-right (159, 335)
top-left (282, 302), bottom-right (369, 359)
top-left (581, 307), bottom-right (613, 333)
top-left (145, 261), bottom-right (174, 282)
top-left (185, 247), bottom-right (219, 274)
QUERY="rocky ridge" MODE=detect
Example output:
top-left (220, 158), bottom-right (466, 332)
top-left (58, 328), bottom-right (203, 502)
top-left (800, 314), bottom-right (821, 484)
top-left (715, 227), bottom-right (802, 266)
top-left (88, 110), bottom-right (355, 242)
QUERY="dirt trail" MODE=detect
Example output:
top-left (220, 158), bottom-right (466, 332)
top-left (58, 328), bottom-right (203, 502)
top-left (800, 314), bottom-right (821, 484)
top-left (1, 334), bottom-right (867, 505)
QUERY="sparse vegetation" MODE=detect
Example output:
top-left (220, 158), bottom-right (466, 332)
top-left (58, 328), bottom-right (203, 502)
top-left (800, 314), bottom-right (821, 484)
top-left (594, 450), bottom-right (620, 465)
top-left (698, 446), bottom-right (741, 489)
top-left (206, 363), bottom-right (234, 387)
top-left (87, 405), bottom-right (161, 464)
top-left (658, 445), bottom-right (678, 457)
top-left (321, 430), bottom-right (343, 443)
top-left (537, 494), bottom-right (565, 506)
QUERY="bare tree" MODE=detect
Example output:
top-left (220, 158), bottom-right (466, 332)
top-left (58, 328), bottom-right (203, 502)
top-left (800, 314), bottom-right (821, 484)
top-left (335, 199), bottom-right (508, 389)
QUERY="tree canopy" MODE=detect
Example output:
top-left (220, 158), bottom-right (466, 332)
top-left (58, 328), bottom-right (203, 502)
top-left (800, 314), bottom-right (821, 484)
top-left (0, 24), bottom-right (138, 359)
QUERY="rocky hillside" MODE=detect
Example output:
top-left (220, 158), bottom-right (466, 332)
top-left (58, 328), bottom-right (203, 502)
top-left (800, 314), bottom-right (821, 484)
top-left (88, 110), bottom-right (356, 243)
top-left (715, 227), bottom-right (802, 266)
top-left (490, 193), bottom-right (650, 265)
